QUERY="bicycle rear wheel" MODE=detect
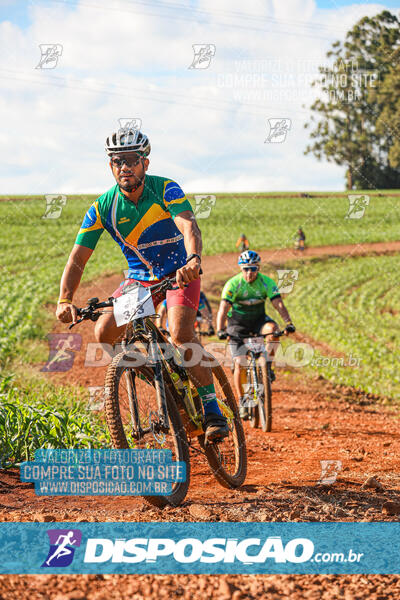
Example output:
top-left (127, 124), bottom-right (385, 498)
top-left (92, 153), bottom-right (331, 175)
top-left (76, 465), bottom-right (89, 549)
top-left (104, 351), bottom-right (190, 508)
top-left (259, 355), bottom-right (272, 432)
top-left (199, 363), bottom-right (247, 488)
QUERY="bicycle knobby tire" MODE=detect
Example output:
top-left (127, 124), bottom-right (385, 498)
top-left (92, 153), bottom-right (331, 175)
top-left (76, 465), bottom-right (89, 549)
top-left (200, 362), bottom-right (247, 488)
top-left (104, 351), bottom-right (190, 508)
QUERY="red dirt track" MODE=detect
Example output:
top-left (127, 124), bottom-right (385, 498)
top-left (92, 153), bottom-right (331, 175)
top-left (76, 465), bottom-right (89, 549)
top-left (1, 242), bottom-right (400, 598)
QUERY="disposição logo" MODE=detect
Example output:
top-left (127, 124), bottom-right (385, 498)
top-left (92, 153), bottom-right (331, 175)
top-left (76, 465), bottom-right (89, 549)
top-left (42, 529), bottom-right (82, 568)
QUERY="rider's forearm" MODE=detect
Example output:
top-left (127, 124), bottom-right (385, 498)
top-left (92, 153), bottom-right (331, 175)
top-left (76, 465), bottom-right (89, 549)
top-left (271, 297), bottom-right (292, 324)
top-left (174, 212), bottom-right (202, 260)
top-left (216, 302), bottom-right (230, 331)
top-left (59, 261), bottom-right (84, 301)
top-left (182, 216), bottom-right (202, 258)
top-left (59, 246), bottom-right (92, 301)
top-left (184, 219), bottom-right (202, 258)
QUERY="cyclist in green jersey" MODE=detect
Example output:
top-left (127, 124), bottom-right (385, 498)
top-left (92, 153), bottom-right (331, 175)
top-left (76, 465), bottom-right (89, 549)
top-left (216, 251), bottom-right (295, 417)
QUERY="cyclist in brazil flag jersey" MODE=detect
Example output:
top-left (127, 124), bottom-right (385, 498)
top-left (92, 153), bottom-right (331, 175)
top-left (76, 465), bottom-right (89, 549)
top-left (216, 250), bottom-right (296, 418)
top-left (56, 128), bottom-right (228, 442)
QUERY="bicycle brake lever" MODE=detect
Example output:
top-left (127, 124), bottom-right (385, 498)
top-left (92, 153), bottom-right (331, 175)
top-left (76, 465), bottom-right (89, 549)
top-left (68, 316), bottom-right (85, 329)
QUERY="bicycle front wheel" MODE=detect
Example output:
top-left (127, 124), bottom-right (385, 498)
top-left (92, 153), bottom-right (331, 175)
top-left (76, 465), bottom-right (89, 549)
top-left (248, 364), bottom-right (264, 430)
top-left (104, 351), bottom-right (190, 508)
top-left (200, 363), bottom-right (247, 489)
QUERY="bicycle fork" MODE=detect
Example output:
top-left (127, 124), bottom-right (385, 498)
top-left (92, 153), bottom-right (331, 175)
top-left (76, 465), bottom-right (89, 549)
top-left (148, 328), bottom-right (170, 432)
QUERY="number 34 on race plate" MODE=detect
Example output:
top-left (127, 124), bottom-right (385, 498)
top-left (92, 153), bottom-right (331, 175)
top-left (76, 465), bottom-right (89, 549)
top-left (113, 284), bottom-right (155, 327)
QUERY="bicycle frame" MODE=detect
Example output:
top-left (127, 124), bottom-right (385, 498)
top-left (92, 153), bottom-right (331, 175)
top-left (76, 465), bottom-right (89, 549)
top-left (121, 315), bottom-right (204, 438)
top-left (247, 352), bottom-right (260, 402)
top-left (72, 278), bottom-right (234, 441)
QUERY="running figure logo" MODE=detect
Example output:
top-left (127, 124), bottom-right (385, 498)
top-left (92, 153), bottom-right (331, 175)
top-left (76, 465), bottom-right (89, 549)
top-left (88, 386), bottom-right (105, 411)
top-left (277, 270), bottom-right (298, 294)
top-left (42, 529), bottom-right (82, 567)
top-left (117, 118), bottom-right (142, 141)
top-left (188, 44), bottom-right (216, 69)
top-left (346, 195), bottom-right (370, 219)
top-left (41, 333), bottom-right (82, 372)
top-left (193, 194), bottom-right (216, 219)
top-left (265, 118), bottom-right (291, 143)
top-left (318, 460), bottom-right (342, 485)
top-left (42, 194), bottom-right (67, 219)
top-left (35, 44), bottom-right (63, 69)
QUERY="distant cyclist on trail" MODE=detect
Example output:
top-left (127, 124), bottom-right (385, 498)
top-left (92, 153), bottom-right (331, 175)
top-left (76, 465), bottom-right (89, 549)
top-left (216, 250), bottom-right (295, 418)
top-left (236, 233), bottom-right (249, 253)
top-left (55, 128), bottom-right (228, 442)
top-left (294, 227), bottom-right (306, 251)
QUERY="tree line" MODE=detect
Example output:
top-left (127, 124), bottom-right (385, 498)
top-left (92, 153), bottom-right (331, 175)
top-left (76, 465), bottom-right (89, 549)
top-left (304, 10), bottom-right (400, 189)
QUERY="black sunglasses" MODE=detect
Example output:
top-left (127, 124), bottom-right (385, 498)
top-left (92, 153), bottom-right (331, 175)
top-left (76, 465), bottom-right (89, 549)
top-left (242, 266), bottom-right (259, 272)
top-left (110, 155), bottom-right (142, 169)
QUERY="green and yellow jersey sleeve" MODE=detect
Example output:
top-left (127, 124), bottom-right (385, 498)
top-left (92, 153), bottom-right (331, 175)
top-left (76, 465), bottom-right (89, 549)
top-left (75, 199), bottom-right (105, 250)
top-left (162, 180), bottom-right (193, 219)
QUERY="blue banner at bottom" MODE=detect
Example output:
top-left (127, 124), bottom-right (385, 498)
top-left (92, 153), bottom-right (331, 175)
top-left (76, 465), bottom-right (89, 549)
top-left (0, 522), bottom-right (398, 574)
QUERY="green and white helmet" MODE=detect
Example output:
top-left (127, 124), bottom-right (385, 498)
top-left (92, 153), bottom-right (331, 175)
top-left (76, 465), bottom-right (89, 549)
top-left (105, 129), bottom-right (151, 157)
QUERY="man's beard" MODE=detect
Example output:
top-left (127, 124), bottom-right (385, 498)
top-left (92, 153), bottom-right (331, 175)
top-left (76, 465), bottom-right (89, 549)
top-left (119, 168), bottom-right (145, 193)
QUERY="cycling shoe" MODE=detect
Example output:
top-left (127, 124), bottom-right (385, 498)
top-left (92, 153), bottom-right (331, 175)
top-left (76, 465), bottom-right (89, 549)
top-left (204, 413), bottom-right (229, 443)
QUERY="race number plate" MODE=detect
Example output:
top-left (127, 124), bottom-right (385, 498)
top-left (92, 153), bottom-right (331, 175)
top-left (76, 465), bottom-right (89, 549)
top-left (113, 284), bottom-right (155, 327)
top-left (244, 337), bottom-right (265, 353)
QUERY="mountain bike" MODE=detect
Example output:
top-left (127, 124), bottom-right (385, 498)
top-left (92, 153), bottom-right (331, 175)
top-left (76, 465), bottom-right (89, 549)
top-left (242, 330), bottom-right (286, 432)
top-left (70, 277), bottom-right (247, 507)
top-left (294, 238), bottom-right (306, 251)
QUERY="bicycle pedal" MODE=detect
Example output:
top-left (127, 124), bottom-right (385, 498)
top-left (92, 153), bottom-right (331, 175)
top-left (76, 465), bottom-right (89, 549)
top-left (205, 428), bottom-right (229, 444)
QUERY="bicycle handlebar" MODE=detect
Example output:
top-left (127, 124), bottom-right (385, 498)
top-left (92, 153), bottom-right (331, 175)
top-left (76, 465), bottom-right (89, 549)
top-left (69, 276), bottom-right (179, 329)
top-left (69, 266), bottom-right (203, 329)
top-left (244, 329), bottom-right (287, 338)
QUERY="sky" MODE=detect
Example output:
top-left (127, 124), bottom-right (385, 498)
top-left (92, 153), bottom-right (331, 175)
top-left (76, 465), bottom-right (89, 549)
top-left (0, 0), bottom-right (398, 194)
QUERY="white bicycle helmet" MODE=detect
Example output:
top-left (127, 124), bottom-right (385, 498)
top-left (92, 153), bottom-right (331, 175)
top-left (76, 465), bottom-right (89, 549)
top-left (105, 129), bottom-right (151, 157)
top-left (238, 250), bottom-right (260, 265)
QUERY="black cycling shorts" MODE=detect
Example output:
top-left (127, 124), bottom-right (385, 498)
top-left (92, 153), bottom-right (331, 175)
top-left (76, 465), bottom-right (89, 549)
top-left (227, 314), bottom-right (277, 359)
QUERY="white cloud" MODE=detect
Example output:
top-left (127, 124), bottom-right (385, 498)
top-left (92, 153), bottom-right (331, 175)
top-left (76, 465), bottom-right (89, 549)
top-left (0, 0), bottom-right (395, 194)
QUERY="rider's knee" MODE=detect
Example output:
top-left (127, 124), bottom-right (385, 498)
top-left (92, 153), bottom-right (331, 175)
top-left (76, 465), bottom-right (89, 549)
top-left (234, 357), bottom-right (245, 370)
top-left (168, 321), bottom-right (195, 346)
top-left (94, 319), bottom-right (112, 345)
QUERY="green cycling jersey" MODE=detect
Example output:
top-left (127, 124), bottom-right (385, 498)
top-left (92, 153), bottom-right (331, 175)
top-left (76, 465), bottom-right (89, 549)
top-left (221, 272), bottom-right (280, 321)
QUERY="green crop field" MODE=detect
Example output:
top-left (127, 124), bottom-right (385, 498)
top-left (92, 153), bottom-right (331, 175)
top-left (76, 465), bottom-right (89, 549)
top-left (0, 192), bottom-right (399, 410)
top-left (1, 191), bottom-right (397, 365)
top-left (0, 373), bottom-right (109, 467)
top-left (195, 192), bottom-right (400, 254)
top-left (273, 254), bottom-right (400, 401)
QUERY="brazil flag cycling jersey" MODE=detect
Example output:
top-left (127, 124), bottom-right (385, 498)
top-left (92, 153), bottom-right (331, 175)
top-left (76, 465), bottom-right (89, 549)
top-left (75, 175), bottom-right (192, 281)
top-left (221, 272), bottom-right (280, 321)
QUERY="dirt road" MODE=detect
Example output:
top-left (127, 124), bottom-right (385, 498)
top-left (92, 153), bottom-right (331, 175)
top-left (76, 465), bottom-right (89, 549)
top-left (202, 240), bottom-right (400, 279)
top-left (1, 244), bottom-right (400, 598)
